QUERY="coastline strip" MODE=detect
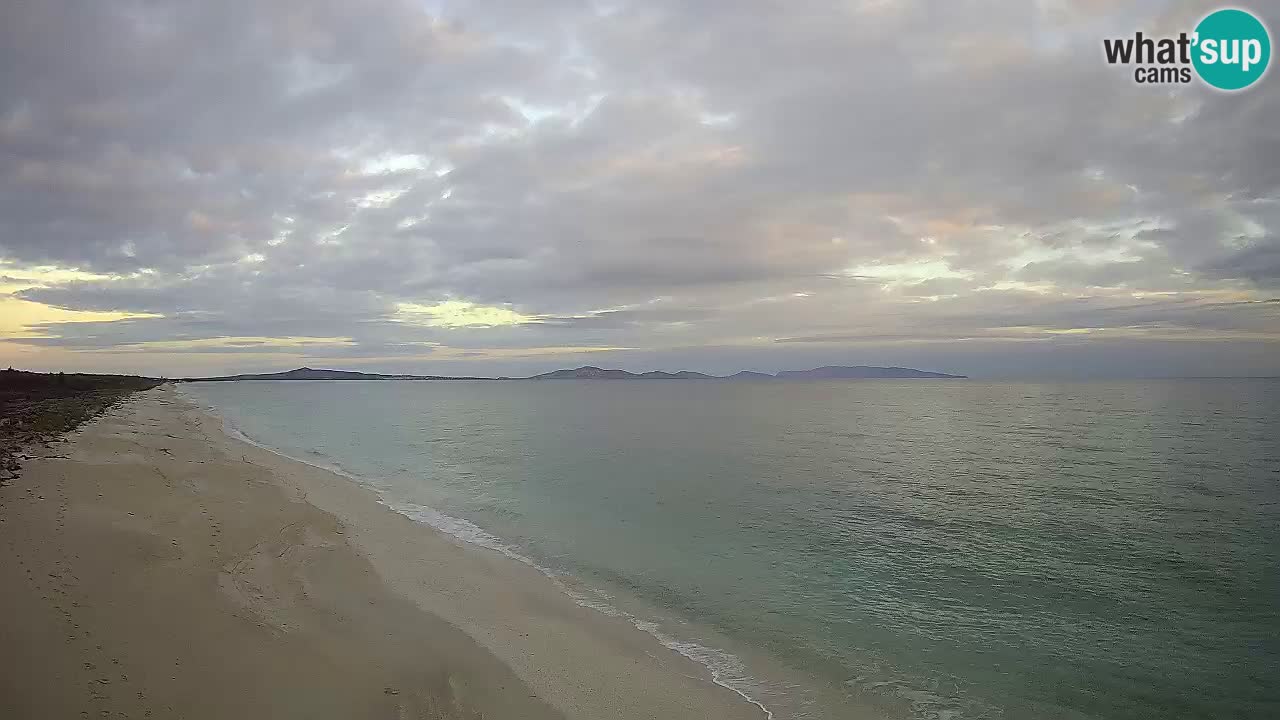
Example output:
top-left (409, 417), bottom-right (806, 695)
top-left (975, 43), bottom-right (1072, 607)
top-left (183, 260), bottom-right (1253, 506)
top-left (199, 389), bottom-right (779, 719)
top-left (1, 385), bottom-right (767, 720)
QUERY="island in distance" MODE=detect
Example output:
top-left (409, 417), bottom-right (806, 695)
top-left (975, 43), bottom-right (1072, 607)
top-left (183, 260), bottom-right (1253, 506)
top-left (181, 365), bottom-right (965, 382)
top-left (528, 365), bottom-right (964, 379)
top-left (183, 367), bottom-right (490, 381)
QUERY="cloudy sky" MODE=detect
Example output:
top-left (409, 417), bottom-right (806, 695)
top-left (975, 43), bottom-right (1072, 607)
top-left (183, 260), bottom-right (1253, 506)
top-left (2, 0), bottom-right (1278, 378)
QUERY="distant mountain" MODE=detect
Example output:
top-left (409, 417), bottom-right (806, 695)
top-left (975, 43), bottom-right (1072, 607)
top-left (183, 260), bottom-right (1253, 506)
top-left (527, 365), bottom-right (964, 380)
top-left (774, 365), bottom-right (964, 379)
top-left (526, 366), bottom-right (716, 380)
top-left (181, 367), bottom-right (488, 382)
top-left (182, 364), bottom-right (965, 383)
top-left (526, 366), bottom-right (639, 380)
top-left (640, 370), bottom-right (716, 379)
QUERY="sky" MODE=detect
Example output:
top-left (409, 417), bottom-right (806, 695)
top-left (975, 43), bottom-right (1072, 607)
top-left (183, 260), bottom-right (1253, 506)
top-left (1, 0), bottom-right (1278, 379)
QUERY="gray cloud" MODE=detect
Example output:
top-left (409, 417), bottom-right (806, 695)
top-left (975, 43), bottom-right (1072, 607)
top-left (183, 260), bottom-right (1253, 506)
top-left (1, 0), bottom-right (1278, 376)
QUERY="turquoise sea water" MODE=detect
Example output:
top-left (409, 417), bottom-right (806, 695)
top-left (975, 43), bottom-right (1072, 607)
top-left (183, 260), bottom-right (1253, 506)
top-left (183, 379), bottom-right (1279, 720)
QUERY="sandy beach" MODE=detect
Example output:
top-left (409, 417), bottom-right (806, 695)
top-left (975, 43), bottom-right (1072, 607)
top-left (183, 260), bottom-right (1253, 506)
top-left (0, 385), bottom-right (765, 719)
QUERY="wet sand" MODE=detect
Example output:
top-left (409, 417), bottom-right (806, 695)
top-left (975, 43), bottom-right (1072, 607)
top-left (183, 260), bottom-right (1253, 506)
top-left (0, 385), bottom-right (765, 719)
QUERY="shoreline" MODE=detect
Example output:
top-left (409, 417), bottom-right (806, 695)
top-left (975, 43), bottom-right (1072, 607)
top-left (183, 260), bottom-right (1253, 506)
top-left (189, 386), bottom-right (782, 718)
top-left (1, 385), bottom-right (768, 719)
top-left (192, 387), bottom-right (785, 719)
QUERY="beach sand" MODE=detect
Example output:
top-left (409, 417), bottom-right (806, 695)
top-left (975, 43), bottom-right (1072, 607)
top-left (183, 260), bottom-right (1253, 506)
top-left (0, 385), bottom-right (766, 719)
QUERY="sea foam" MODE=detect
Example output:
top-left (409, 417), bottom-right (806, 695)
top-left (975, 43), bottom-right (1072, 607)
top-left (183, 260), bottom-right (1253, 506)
top-left (184, 388), bottom-right (779, 720)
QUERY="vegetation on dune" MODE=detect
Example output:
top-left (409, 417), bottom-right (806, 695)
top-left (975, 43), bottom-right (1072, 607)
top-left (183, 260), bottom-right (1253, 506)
top-left (0, 369), bottom-right (163, 484)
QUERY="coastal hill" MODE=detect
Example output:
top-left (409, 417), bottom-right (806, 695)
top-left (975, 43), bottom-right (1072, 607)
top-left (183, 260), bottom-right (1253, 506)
top-left (530, 367), bottom-right (716, 380)
top-left (529, 365), bottom-right (965, 379)
top-left (180, 365), bottom-right (965, 382)
top-left (727, 370), bottom-right (775, 380)
top-left (180, 367), bottom-right (488, 382)
top-left (774, 366), bottom-right (963, 379)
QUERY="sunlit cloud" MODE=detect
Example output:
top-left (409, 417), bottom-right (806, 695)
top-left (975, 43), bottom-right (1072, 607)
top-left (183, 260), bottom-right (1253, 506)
top-left (0, 262), bottom-right (162, 339)
top-left (845, 260), bottom-right (971, 286)
top-left (395, 301), bottom-right (540, 328)
top-left (979, 281), bottom-right (1057, 294)
top-left (0, 262), bottom-right (121, 293)
top-left (104, 336), bottom-right (357, 353)
top-left (359, 153), bottom-right (430, 175)
top-left (430, 345), bottom-right (633, 359)
top-left (355, 187), bottom-right (411, 209)
top-left (0, 297), bottom-right (161, 339)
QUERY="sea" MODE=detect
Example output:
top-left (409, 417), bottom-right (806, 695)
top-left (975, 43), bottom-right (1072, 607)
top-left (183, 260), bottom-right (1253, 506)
top-left (181, 379), bottom-right (1279, 720)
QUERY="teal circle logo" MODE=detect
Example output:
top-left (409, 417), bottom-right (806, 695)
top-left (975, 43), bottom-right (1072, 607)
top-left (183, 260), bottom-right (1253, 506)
top-left (1192, 8), bottom-right (1271, 90)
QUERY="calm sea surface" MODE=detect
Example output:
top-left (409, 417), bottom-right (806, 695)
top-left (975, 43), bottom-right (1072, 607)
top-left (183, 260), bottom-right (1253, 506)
top-left (183, 379), bottom-right (1279, 720)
